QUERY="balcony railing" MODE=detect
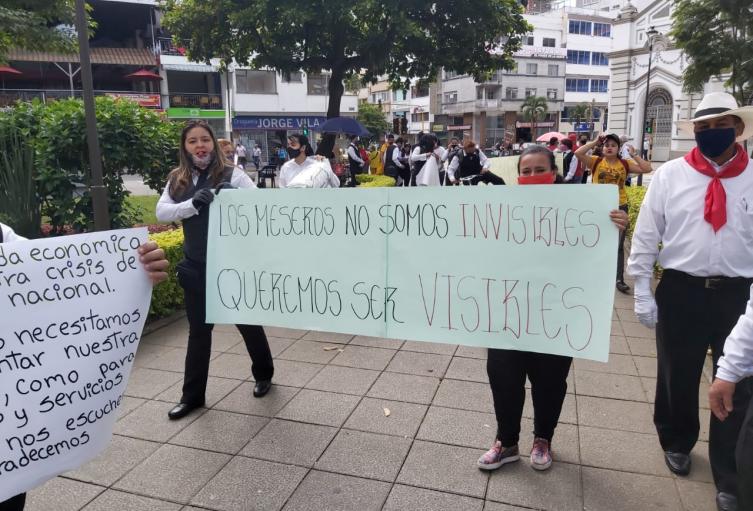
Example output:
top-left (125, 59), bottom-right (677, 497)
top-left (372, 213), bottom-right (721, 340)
top-left (157, 37), bottom-right (187, 56)
top-left (0, 89), bottom-right (161, 108)
top-left (440, 98), bottom-right (518, 114)
top-left (169, 93), bottom-right (223, 109)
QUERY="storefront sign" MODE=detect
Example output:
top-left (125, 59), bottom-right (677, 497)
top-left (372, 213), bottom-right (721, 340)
top-left (574, 122), bottom-right (594, 132)
top-left (233, 116), bottom-right (327, 130)
top-left (166, 108), bottom-right (225, 119)
top-left (105, 92), bottom-right (161, 108)
top-left (516, 121), bottom-right (555, 128)
top-left (447, 125), bottom-right (472, 130)
top-left (431, 124), bottom-right (445, 132)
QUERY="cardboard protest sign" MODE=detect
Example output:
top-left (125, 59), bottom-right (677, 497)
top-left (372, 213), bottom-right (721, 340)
top-left (206, 186), bottom-right (618, 362)
top-left (0, 228), bottom-right (152, 501)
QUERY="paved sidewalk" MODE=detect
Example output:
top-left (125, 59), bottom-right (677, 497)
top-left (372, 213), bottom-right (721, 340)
top-left (25, 289), bottom-right (717, 511)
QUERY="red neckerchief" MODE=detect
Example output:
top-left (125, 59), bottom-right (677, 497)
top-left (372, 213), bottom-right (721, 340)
top-left (685, 144), bottom-right (749, 232)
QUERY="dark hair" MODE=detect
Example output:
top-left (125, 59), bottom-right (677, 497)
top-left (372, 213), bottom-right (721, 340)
top-left (517, 145), bottom-right (557, 174)
top-left (396, 137), bottom-right (404, 144)
top-left (603, 133), bottom-right (621, 147)
top-left (560, 139), bottom-right (573, 150)
top-left (418, 133), bottom-right (435, 152)
top-left (168, 120), bottom-right (227, 198)
top-left (549, 137), bottom-right (559, 145)
top-left (387, 133), bottom-right (395, 139)
top-left (288, 133), bottom-right (314, 156)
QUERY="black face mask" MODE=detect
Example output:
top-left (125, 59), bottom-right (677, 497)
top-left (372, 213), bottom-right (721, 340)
top-left (287, 147), bottom-right (302, 158)
top-left (695, 127), bottom-right (736, 158)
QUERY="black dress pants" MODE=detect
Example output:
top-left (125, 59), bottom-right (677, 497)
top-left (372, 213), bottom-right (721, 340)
top-left (177, 259), bottom-right (274, 405)
top-left (0, 493), bottom-right (26, 511)
top-left (655, 269), bottom-right (753, 495)
top-left (464, 173), bottom-right (506, 186)
top-left (737, 381), bottom-right (753, 511)
top-left (616, 204), bottom-right (628, 282)
top-left (487, 348), bottom-right (572, 446)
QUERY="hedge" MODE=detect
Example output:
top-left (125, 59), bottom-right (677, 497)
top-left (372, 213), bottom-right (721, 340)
top-left (356, 174), bottom-right (396, 187)
top-left (625, 186), bottom-right (647, 241)
top-left (148, 228), bottom-right (184, 318)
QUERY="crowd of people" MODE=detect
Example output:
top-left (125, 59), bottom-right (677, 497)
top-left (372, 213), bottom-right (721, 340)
top-left (4, 91), bottom-right (753, 511)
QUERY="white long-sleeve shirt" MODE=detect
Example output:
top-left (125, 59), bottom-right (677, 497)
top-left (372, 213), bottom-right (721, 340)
top-left (627, 155), bottom-right (753, 280)
top-left (718, 284), bottom-right (753, 382)
top-left (347, 144), bottom-right (364, 165)
top-left (446, 148), bottom-right (490, 181)
top-left (564, 151), bottom-right (579, 181)
top-left (382, 144), bottom-right (405, 169)
top-left (156, 167), bottom-right (256, 223)
top-left (0, 222), bottom-right (26, 243)
top-left (278, 157), bottom-right (339, 188)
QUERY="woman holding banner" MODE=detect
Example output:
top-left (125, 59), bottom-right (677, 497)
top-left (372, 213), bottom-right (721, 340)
top-left (477, 145), bottom-right (628, 473)
top-left (156, 120), bottom-right (274, 421)
top-left (0, 222), bottom-right (169, 511)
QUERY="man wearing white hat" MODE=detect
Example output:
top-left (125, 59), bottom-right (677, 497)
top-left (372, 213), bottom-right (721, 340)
top-left (628, 92), bottom-right (753, 511)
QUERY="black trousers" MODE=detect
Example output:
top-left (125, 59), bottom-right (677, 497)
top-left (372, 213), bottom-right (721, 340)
top-left (616, 204), bottom-right (628, 282)
top-left (737, 382), bottom-right (753, 510)
top-left (461, 173), bottom-right (506, 186)
top-left (487, 348), bottom-right (572, 446)
top-left (0, 493), bottom-right (26, 511)
top-left (655, 270), bottom-right (753, 495)
top-left (177, 259), bottom-right (274, 405)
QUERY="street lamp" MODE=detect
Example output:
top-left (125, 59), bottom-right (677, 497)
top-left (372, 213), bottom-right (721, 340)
top-left (637, 26), bottom-right (659, 186)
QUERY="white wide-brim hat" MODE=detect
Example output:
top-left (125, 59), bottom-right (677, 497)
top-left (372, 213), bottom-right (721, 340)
top-left (677, 92), bottom-right (753, 142)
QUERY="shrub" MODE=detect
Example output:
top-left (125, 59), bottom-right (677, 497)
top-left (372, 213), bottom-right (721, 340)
top-left (148, 228), bottom-right (184, 318)
top-left (625, 186), bottom-right (647, 241)
top-left (356, 174), bottom-right (396, 187)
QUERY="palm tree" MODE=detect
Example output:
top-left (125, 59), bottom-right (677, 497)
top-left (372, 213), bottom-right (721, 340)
top-left (520, 96), bottom-right (548, 141)
top-left (569, 103), bottom-right (589, 124)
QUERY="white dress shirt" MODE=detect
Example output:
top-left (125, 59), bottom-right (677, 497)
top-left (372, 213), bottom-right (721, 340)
top-left (0, 222), bottom-right (26, 243)
top-left (347, 144), bottom-right (364, 165)
top-left (446, 148), bottom-right (490, 181)
top-left (627, 156), bottom-right (753, 279)
top-left (717, 284), bottom-right (753, 382)
top-left (278, 157), bottom-right (339, 188)
top-left (156, 167), bottom-right (256, 223)
top-left (564, 151), bottom-right (579, 181)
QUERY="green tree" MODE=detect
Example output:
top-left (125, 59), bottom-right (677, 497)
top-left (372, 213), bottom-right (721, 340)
top-left (568, 103), bottom-right (589, 124)
top-left (0, 1), bottom-right (80, 63)
top-left (672, 0), bottom-right (753, 105)
top-left (520, 96), bottom-right (548, 140)
top-left (357, 102), bottom-right (390, 140)
top-left (162, 0), bottom-right (530, 153)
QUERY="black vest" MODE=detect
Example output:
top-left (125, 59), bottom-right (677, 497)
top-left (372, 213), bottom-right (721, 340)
top-left (171, 166), bottom-right (233, 263)
top-left (458, 150), bottom-right (482, 178)
top-left (384, 144), bottom-right (399, 175)
top-left (348, 144), bottom-right (362, 172)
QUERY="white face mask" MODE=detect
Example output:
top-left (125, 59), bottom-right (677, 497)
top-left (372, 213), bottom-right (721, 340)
top-left (191, 151), bottom-right (213, 169)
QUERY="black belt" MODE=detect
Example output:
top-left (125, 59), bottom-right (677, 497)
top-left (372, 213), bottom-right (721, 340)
top-left (663, 269), bottom-right (753, 290)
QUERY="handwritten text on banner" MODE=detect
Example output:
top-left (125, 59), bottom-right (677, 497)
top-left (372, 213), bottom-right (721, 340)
top-left (206, 186), bottom-right (618, 362)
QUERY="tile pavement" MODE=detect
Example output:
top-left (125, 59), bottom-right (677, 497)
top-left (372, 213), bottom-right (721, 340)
top-left (25, 288), bottom-right (718, 511)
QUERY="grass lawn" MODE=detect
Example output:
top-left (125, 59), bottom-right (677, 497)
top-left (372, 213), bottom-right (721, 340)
top-left (127, 195), bottom-right (161, 224)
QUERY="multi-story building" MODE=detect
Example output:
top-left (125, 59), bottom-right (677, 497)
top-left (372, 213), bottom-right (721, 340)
top-left (362, 79), bottom-right (432, 141)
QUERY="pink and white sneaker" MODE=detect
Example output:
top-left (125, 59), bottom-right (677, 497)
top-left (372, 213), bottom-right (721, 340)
top-left (477, 440), bottom-right (520, 471)
top-left (530, 437), bottom-right (553, 470)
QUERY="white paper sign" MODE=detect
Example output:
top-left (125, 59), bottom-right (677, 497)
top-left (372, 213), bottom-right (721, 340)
top-left (0, 228), bottom-right (152, 501)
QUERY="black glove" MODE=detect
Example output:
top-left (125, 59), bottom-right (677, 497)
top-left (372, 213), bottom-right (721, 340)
top-left (215, 182), bottom-right (236, 194)
top-left (192, 188), bottom-right (215, 210)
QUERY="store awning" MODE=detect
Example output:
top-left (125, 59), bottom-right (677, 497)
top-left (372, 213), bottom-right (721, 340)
top-left (8, 47), bottom-right (156, 66)
top-left (162, 63), bottom-right (218, 73)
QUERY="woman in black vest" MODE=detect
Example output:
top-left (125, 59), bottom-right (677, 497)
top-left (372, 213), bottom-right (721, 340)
top-left (156, 120), bottom-right (274, 420)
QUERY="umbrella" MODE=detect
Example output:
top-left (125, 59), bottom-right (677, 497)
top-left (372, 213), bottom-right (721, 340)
top-left (0, 65), bottom-right (22, 90)
top-left (319, 116), bottom-right (370, 137)
top-left (124, 69), bottom-right (163, 81)
top-left (536, 131), bottom-right (567, 142)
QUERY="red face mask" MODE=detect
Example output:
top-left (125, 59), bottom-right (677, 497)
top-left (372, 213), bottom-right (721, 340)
top-left (518, 172), bottom-right (556, 185)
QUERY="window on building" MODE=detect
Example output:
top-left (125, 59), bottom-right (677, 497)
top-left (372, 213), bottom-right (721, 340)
top-left (546, 88), bottom-right (558, 100)
top-left (525, 88), bottom-right (537, 98)
top-left (591, 52), bottom-right (609, 66)
top-left (393, 90), bottom-right (407, 101)
top-left (236, 70), bottom-right (277, 94)
top-left (505, 87), bottom-right (518, 99)
top-left (548, 64), bottom-right (559, 76)
top-left (543, 37), bottom-right (556, 47)
top-left (526, 63), bottom-right (538, 75)
top-left (307, 73), bottom-right (329, 95)
top-left (444, 91), bottom-right (458, 104)
top-left (566, 78), bottom-right (589, 92)
top-left (590, 79), bottom-right (609, 92)
top-left (281, 71), bottom-right (302, 83)
top-left (568, 20), bottom-right (592, 35)
top-left (525, 36), bottom-right (534, 45)
top-left (411, 112), bottom-right (429, 122)
top-left (593, 23), bottom-right (611, 37)
top-left (411, 84), bottom-right (429, 97)
top-left (567, 50), bottom-right (590, 65)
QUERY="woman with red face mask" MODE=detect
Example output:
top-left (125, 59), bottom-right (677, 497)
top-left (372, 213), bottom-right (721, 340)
top-left (477, 145), bottom-right (628, 473)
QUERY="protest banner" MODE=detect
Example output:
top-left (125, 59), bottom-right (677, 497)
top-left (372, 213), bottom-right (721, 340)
top-left (0, 228), bottom-right (151, 501)
top-left (206, 186), bottom-right (618, 362)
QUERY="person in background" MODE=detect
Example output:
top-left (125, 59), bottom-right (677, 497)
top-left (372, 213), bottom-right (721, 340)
top-left (443, 137), bottom-right (462, 184)
top-left (369, 143), bottom-right (383, 175)
top-left (252, 144), bottom-right (262, 170)
top-left (156, 120), bottom-right (274, 422)
top-left (218, 139), bottom-right (239, 168)
top-left (447, 140), bottom-right (505, 186)
top-left (628, 92), bottom-right (753, 511)
top-left (346, 136), bottom-right (365, 187)
top-left (0, 224), bottom-right (169, 511)
top-left (411, 133), bottom-right (444, 186)
top-left (561, 139), bottom-right (579, 183)
top-left (577, 135), bottom-right (590, 183)
top-left (358, 142), bottom-right (370, 174)
top-left (547, 136), bottom-right (559, 152)
top-left (575, 133), bottom-right (652, 294)
top-left (478, 145), bottom-right (627, 474)
top-left (235, 141), bottom-right (247, 170)
top-left (620, 135), bottom-right (636, 186)
top-left (278, 133), bottom-right (340, 188)
top-left (383, 134), bottom-right (408, 186)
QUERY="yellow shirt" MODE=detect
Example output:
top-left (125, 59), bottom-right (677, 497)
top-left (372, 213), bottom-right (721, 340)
top-left (590, 155), bottom-right (634, 205)
top-left (369, 149), bottom-right (382, 174)
top-left (376, 143), bottom-right (389, 175)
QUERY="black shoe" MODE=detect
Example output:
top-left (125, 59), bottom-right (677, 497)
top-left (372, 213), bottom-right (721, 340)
top-left (167, 402), bottom-right (202, 420)
top-left (616, 280), bottom-right (631, 294)
top-left (716, 492), bottom-right (737, 511)
top-left (253, 379), bottom-right (272, 398)
top-left (664, 451), bottom-right (691, 475)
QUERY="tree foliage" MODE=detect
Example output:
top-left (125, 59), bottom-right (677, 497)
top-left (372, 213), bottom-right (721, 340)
top-left (0, 0), bottom-right (80, 63)
top-left (163, 0), bottom-right (530, 152)
top-left (671, 0), bottom-right (753, 105)
top-left (357, 102), bottom-right (390, 140)
top-left (568, 103), bottom-right (589, 123)
top-left (520, 95), bottom-right (548, 136)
